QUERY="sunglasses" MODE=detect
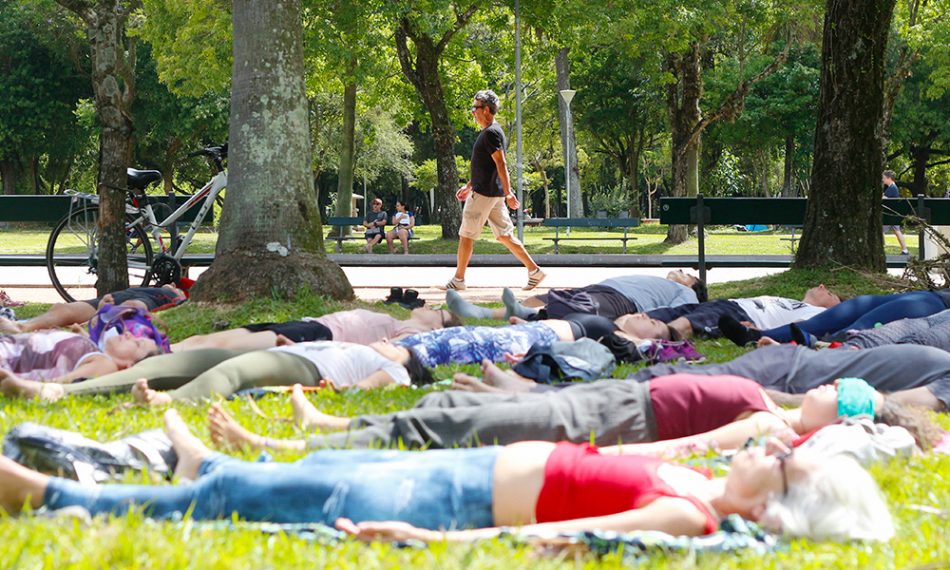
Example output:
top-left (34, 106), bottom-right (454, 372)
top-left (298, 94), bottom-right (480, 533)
top-left (471, 105), bottom-right (485, 111)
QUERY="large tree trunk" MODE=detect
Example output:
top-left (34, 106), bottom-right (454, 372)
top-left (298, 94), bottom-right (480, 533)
top-left (395, 19), bottom-right (468, 238)
top-left (782, 134), bottom-right (796, 197)
top-left (794, 0), bottom-right (896, 271)
top-left (0, 161), bottom-right (16, 195)
top-left (665, 44), bottom-right (703, 243)
top-left (333, 79), bottom-right (358, 236)
top-left (910, 143), bottom-right (931, 196)
top-left (556, 47), bottom-right (582, 218)
top-left (191, 0), bottom-right (352, 302)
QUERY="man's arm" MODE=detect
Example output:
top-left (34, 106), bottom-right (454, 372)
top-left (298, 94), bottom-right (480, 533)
top-left (491, 149), bottom-right (519, 209)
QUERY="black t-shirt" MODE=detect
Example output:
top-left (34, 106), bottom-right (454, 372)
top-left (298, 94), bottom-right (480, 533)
top-left (470, 121), bottom-right (506, 197)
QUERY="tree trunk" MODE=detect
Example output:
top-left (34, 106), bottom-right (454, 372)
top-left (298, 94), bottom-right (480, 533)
top-left (0, 161), bottom-right (16, 195)
top-left (556, 47), bottom-right (582, 218)
top-left (625, 129), bottom-right (644, 217)
top-left (395, 21), bottom-right (463, 238)
top-left (910, 144), bottom-right (930, 196)
top-left (191, 0), bottom-right (352, 302)
top-left (665, 44), bottom-right (703, 243)
top-left (782, 134), bottom-right (795, 197)
top-left (794, 0), bottom-right (896, 271)
top-left (333, 79), bottom-right (358, 236)
top-left (532, 158), bottom-right (551, 218)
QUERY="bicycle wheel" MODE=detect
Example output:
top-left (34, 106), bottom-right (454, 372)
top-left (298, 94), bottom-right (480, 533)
top-left (46, 205), bottom-right (154, 302)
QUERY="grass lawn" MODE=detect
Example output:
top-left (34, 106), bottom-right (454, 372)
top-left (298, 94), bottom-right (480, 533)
top-left (1, 270), bottom-right (948, 568)
top-left (0, 223), bottom-right (920, 257)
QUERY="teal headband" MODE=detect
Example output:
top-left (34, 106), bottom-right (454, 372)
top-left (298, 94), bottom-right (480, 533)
top-left (837, 377), bottom-right (876, 418)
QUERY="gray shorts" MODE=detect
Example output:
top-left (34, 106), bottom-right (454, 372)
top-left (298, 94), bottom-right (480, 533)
top-left (458, 193), bottom-right (515, 240)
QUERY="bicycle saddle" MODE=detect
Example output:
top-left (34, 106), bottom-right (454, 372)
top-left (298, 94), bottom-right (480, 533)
top-left (126, 168), bottom-right (163, 191)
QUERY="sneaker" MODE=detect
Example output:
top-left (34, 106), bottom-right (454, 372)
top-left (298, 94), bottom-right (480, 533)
top-left (441, 277), bottom-right (466, 291)
top-left (900, 250), bottom-right (909, 256)
top-left (523, 269), bottom-right (546, 291)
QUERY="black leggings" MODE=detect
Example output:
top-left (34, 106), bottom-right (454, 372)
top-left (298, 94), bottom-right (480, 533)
top-left (240, 320), bottom-right (333, 342)
top-left (562, 312), bottom-right (618, 340)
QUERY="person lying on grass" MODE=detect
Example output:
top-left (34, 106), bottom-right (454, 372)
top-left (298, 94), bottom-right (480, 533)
top-left (204, 374), bottom-right (939, 454)
top-left (0, 409), bottom-right (893, 543)
top-left (612, 285), bottom-right (843, 341)
top-left (0, 285), bottom-right (186, 335)
top-left (445, 271), bottom-right (706, 321)
top-left (718, 288), bottom-right (950, 347)
top-left (0, 313), bottom-right (646, 403)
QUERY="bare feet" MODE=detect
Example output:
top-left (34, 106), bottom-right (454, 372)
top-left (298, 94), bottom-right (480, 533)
top-left (480, 359), bottom-right (536, 393)
top-left (208, 403), bottom-right (265, 451)
top-left (0, 456), bottom-right (48, 512)
top-left (0, 317), bottom-right (22, 334)
top-left (757, 336), bottom-right (780, 347)
top-left (508, 316), bottom-right (527, 325)
top-left (163, 409), bottom-right (211, 480)
top-left (291, 384), bottom-right (350, 430)
top-left (0, 372), bottom-right (65, 401)
top-left (450, 373), bottom-right (505, 393)
top-left (132, 378), bottom-right (173, 407)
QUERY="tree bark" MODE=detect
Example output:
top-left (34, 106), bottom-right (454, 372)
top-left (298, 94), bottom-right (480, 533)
top-left (191, 0), bottom-right (352, 302)
top-left (1, 161), bottom-right (16, 195)
top-left (665, 44), bottom-right (703, 243)
top-left (395, 12), bottom-right (475, 239)
top-left (555, 47), bottom-right (582, 218)
top-left (333, 78), bottom-right (358, 236)
top-left (910, 144), bottom-right (930, 196)
top-left (57, 0), bottom-right (137, 295)
top-left (794, 0), bottom-right (896, 271)
top-left (782, 134), bottom-right (795, 197)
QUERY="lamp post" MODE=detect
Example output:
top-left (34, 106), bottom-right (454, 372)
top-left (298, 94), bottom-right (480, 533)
top-left (559, 89), bottom-right (576, 233)
top-left (514, 0), bottom-right (524, 241)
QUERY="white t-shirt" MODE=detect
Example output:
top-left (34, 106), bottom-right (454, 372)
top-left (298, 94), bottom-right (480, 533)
top-left (269, 341), bottom-right (411, 387)
top-left (392, 212), bottom-right (413, 227)
top-left (732, 296), bottom-right (825, 330)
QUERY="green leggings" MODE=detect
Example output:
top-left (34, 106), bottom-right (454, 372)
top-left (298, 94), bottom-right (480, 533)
top-left (63, 349), bottom-right (321, 402)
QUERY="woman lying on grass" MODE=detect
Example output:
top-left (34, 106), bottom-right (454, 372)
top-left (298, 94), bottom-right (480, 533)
top-left (2, 313), bottom-right (645, 403)
top-left (0, 410), bottom-right (893, 543)
top-left (205, 374), bottom-right (940, 455)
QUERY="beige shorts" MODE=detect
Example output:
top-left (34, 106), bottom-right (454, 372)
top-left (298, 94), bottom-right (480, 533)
top-left (458, 193), bottom-right (515, 240)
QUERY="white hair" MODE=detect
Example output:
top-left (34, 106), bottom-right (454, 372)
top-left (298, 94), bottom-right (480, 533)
top-left (762, 454), bottom-right (894, 542)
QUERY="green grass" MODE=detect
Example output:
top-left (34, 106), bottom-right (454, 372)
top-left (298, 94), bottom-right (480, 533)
top-left (0, 223), bottom-right (920, 257)
top-left (1, 270), bottom-right (948, 569)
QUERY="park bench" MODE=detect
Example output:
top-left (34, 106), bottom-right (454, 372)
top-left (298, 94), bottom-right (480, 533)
top-left (0, 194), bottom-right (205, 224)
top-left (326, 216), bottom-right (365, 253)
top-left (659, 194), bottom-right (950, 281)
top-left (542, 217), bottom-right (641, 254)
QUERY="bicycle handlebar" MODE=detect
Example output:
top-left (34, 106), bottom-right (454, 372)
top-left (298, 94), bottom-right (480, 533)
top-left (188, 144), bottom-right (228, 172)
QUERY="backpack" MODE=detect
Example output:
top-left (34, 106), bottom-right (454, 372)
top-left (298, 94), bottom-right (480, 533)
top-left (88, 303), bottom-right (170, 353)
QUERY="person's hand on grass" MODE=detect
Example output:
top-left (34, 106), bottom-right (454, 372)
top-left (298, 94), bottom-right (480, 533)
top-left (335, 518), bottom-right (438, 543)
top-left (503, 352), bottom-right (526, 365)
top-left (756, 336), bottom-right (780, 347)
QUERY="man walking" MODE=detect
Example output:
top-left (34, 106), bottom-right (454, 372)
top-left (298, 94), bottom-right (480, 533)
top-left (882, 170), bottom-right (909, 256)
top-left (443, 90), bottom-right (545, 291)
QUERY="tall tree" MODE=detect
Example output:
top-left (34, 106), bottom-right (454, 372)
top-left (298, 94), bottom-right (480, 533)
top-left (392, 3), bottom-right (477, 238)
top-left (190, 0), bottom-right (351, 301)
top-left (794, 0), bottom-right (897, 271)
top-left (56, 0), bottom-right (140, 295)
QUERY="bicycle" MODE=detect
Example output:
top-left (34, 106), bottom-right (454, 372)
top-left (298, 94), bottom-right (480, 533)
top-left (45, 144), bottom-right (228, 302)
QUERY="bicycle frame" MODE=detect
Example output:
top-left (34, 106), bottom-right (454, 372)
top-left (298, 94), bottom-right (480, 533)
top-left (132, 170), bottom-right (227, 260)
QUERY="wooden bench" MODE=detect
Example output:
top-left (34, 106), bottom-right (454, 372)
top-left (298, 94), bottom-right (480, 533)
top-left (326, 216), bottom-right (365, 253)
top-left (660, 195), bottom-right (950, 281)
top-left (542, 217), bottom-right (641, 254)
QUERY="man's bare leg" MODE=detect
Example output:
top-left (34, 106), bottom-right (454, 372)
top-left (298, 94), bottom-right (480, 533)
top-left (480, 359), bottom-right (538, 392)
top-left (290, 384), bottom-right (351, 430)
top-left (496, 235), bottom-right (539, 273)
top-left (163, 409), bottom-right (213, 480)
top-left (453, 236), bottom-right (476, 281)
top-left (0, 455), bottom-right (48, 512)
top-left (208, 403), bottom-right (307, 452)
top-left (451, 373), bottom-right (507, 393)
top-left (131, 378), bottom-right (173, 407)
top-left (10, 302), bottom-right (97, 333)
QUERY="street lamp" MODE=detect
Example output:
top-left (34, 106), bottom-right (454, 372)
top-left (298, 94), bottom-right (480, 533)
top-left (559, 89), bottom-right (576, 232)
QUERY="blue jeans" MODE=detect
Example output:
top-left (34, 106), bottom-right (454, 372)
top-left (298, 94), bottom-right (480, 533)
top-left (44, 447), bottom-right (499, 529)
top-left (761, 291), bottom-right (947, 342)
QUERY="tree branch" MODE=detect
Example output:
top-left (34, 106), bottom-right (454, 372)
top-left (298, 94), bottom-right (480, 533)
top-left (394, 20), bottom-right (421, 91)
top-left (436, 3), bottom-right (477, 53)
top-left (927, 158), bottom-right (950, 168)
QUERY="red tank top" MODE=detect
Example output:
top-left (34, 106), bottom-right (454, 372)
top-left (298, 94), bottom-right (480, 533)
top-left (649, 374), bottom-right (771, 441)
top-left (534, 443), bottom-right (718, 534)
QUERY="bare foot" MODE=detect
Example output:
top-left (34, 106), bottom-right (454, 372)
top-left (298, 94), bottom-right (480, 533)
top-left (757, 336), bottom-right (780, 347)
top-left (481, 359), bottom-right (536, 393)
top-left (132, 378), bottom-right (173, 407)
top-left (208, 403), bottom-right (265, 451)
top-left (450, 373), bottom-right (505, 393)
top-left (508, 316), bottom-right (527, 324)
top-left (0, 373), bottom-right (66, 401)
top-left (291, 384), bottom-right (350, 430)
top-left (0, 456), bottom-right (48, 512)
top-left (0, 317), bottom-right (22, 334)
top-left (163, 409), bottom-right (211, 480)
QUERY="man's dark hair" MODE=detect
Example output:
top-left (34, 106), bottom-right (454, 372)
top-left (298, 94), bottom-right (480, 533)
top-left (883, 170), bottom-right (897, 181)
top-left (691, 277), bottom-right (708, 303)
top-left (404, 348), bottom-right (435, 385)
top-left (474, 90), bottom-right (500, 114)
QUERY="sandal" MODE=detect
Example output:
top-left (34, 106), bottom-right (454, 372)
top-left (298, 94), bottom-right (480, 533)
top-left (398, 289), bottom-right (425, 310)
top-left (384, 287), bottom-right (404, 304)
